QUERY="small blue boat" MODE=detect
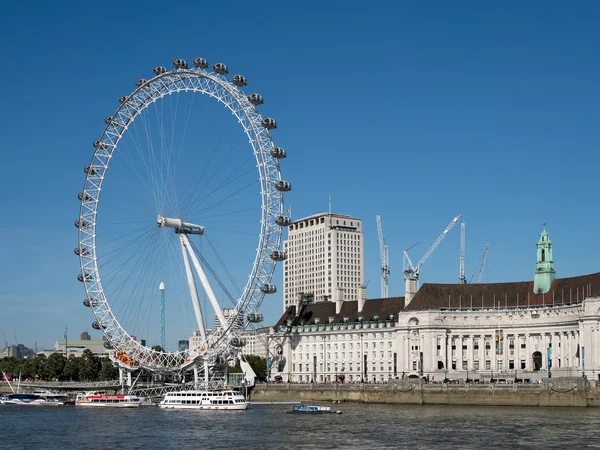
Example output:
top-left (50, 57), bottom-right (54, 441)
top-left (292, 405), bottom-right (332, 414)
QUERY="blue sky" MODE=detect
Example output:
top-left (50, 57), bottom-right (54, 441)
top-left (1, 1), bottom-right (599, 351)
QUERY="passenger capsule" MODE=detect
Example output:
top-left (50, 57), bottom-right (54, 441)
top-left (231, 74), bottom-right (247, 86)
top-left (275, 215), bottom-right (291, 226)
top-left (93, 140), bottom-right (107, 150)
top-left (92, 320), bottom-right (104, 330)
top-left (103, 341), bottom-right (113, 349)
top-left (247, 93), bottom-right (264, 105)
top-left (270, 250), bottom-right (287, 261)
top-left (135, 78), bottom-right (147, 87)
top-left (212, 62), bottom-right (229, 74)
top-left (270, 147), bottom-right (287, 159)
top-left (74, 219), bottom-right (89, 229)
top-left (78, 192), bottom-right (92, 202)
top-left (193, 58), bottom-right (208, 69)
top-left (275, 180), bottom-right (292, 192)
top-left (246, 312), bottom-right (264, 323)
top-left (230, 337), bottom-right (247, 348)
top-left (84, 166), bottom-right (99, 175)
top-left (260, 283), bottom-right (277, 294)
top-left (83, 298), bottom-right (91, 307)
top-left (261, 118), bottom-right (277, 130)
top-left (173, 59), bottom-right (188, 69)
top-left (74, 247), bottom-right (89, 256)
top-left (78, 272), bottom-right (93, 282)
top-left (153, 66), bottom-right (167, 75)
top-left (118, 96), bottom-right (128, 104)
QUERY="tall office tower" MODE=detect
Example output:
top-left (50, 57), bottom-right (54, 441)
top-left (283, 213), bottom-right (364, 311)
top-left (217, 308), bottom-right (244, 327)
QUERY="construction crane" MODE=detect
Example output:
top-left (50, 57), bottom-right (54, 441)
top-left (459, 222), bottom-right (466, 284)
top-left (470, 244), bottom-right (489, 284)
top-left (376, 215), bottom-right (390, 298)
top-left (403, 214), bottom-right (462, 306)
top-left (2, 330), bottom-right (8, 350)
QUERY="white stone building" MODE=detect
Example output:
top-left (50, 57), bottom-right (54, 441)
top-left (283, 213), bottom-right (364, 311)
top-left (269, 226), bottom-right (600, 383)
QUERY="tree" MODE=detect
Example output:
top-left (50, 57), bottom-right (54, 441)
top-left (79, 350), bottom-right (101, 381)
top-left (245, 355), bottom-right (267, 377)
top-left (99, 358), bottom-right (118, 380)
top-left (151, 345), bottom-right (164, 352)
top-left (46, 353), bottom-right (66, 381)
top-left (63, 354), bottom-right (81, 381)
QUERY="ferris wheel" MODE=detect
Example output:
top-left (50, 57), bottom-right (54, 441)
top-left (75, 57), bottom-right (291, 376)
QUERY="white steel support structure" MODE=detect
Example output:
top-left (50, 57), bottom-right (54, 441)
top-left (376, 215), bottom-right (390, 298)
top-left (179, 235), bottom-right (210, 383)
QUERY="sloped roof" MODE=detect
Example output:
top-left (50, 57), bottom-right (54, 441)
top-left (406, 271), bottom-right (600, 310)
top-left (274, 297), bottom-right (405, 328)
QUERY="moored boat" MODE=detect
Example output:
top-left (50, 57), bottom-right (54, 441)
top-left (3, 393), bottom-right (65, 406)
top-left (159, 389), bottom-right (248, 410)
top-left (75, 393), bottom-right (142, 408)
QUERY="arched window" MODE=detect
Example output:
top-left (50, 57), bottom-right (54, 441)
top-left (541, 249), bottom-right (545, 262)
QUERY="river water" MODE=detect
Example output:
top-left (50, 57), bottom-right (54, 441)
top-left (1, 403), bottom-right (598, 449)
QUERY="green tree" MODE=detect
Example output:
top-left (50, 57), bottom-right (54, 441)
top-left (151, 345), bottom-right (164, 352)
top-left (99, 358), bottom-right (118, 380)
top-left (63, 354), bottom-right (81, 381)
top-left (79, 350), bottom-right (101, 381)
top-left (245, 355), bottom-right (267, 377)
top-left (46, 353), bottom-right (66, 380)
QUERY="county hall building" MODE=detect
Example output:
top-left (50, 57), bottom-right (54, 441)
top-left (268, 219), bottom-right (600, 383)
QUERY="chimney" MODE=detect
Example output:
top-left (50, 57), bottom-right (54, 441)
top-left (358, 284), bottom-right (366, 313)
top-left (335, 287), bottom-right (344, 314)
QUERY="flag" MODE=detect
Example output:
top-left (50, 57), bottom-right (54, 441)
top-left (576, 343), bottom-right (580, 358)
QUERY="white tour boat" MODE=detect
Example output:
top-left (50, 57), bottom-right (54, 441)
top-left (2, 393), bottom-right (66, 406)
top-left (75, 393), bottom-right (142, 408)
top-left (159, 389), bottom-right (248, 410)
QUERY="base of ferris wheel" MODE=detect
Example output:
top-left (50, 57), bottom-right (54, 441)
top-left (110, 352), bottom-right (256, 399)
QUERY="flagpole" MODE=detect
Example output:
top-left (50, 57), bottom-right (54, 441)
top-left (64, 327), bottom-right (68, 360)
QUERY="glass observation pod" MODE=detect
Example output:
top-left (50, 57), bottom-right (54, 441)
top-left (275, 215), bottom-right (291, 226)
top-left (261, 118), bottom-right (277, 130)
top-left (270, 147), bottom-right (286, 159)
top-left (270, 251), bottom-right (287, 261)
top-left (247, 93), bottom-right (263, 105)
top-left (247, 312), bottom-right (264, 323)
top-left (275, 180), bottom-right (291, 192)
top-left (260, 284), bottom-right (277, 294)
top-left (213, 62), bottom-right (229, 74)
top-left (193, 58), bottom-right (208, 69)
top-left (173, 59), bottom-right (188, 69)
top-left (231, 74), bottom-right (247, 86)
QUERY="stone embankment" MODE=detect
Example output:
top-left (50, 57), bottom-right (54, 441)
top-left (250, 378), bottom-right (600, 407)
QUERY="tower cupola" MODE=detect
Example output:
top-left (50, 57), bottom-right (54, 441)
top-left (533, 222), bottom-right (555, 294)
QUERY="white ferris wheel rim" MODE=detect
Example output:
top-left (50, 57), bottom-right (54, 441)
top-left (76, 60), bottom-right (286, 372)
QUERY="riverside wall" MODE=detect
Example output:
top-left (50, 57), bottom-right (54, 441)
top-left (250, 378), bottom-right (600, 407)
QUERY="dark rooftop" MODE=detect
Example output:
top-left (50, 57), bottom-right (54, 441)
top-left (274, 297), bottom-right (405, 328)
top-left (406, 271), bottom-right (600, 310)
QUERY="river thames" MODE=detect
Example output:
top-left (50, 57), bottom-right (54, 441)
top-left (1, 403), bottom-right (599, 449)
